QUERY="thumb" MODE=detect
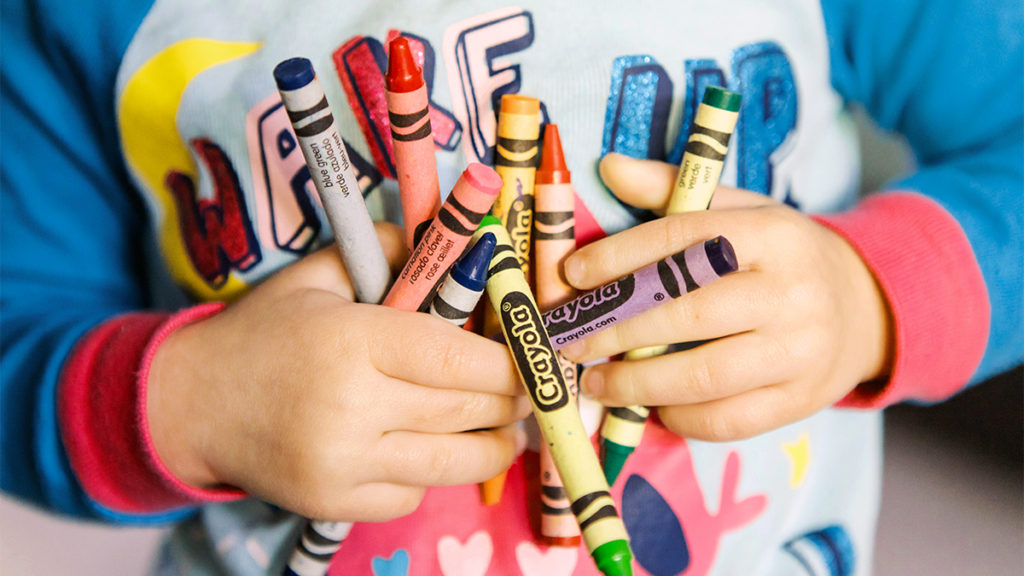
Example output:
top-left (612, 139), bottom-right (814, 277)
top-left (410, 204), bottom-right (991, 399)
top-left (598, 153), bottom-right (775, 213)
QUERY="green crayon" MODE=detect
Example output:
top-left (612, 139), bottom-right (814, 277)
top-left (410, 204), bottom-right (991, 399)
top-left (486, 225), bottom-right (633, 576)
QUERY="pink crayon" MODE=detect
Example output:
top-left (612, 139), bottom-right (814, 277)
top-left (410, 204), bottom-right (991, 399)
top-left (383, 163), bottom-right (502, 312)
top-left (386, 36), bottom-right (442, 249)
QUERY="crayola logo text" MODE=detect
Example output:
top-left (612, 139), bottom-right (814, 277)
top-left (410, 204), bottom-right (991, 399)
top-left (542, 274), bottom-right (635, 336)
top-left (501, 293), bottom-right (568, 412)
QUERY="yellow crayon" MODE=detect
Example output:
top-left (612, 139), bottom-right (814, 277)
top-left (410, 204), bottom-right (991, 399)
top-left (603, 86), bottom-right (742, 486)
top-left (666, 86), bottom-right (741, 213)
top-left (486, 225), bottom-right (632, 576)
top-left (493, 94), bottom-right (540, 277)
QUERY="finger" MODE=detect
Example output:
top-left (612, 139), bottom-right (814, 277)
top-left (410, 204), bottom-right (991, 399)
top-left (598, 153), bottom-right (676, 211)
top-left (272, 222), bottom-right (408, 301)
top-left (369, 310), bottom-right (523, 396)
top-left (598, 154), bottom-right (776, 213)
top-left (563, 208), bottom-right (771, 291)
top-left (374, 221), bottom-right (411, 274)
top-left (579, 331), bottom-right (795, 407)
top-left (560, 270), bottom-right (776, 362)
top-left (382, 379), bottom-right (533, 434)
top-left (707, 185), bottom-right (776, 210)
top-left (373, 425), bottom-right (525, 486)
top-left (656, 380), bottom-right (813, 442)
top-left (310, 482), bottom-right (426, 523)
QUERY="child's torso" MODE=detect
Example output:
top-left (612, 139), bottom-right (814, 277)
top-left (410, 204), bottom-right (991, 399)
top-left (117, 2), bottom-right (879, 574)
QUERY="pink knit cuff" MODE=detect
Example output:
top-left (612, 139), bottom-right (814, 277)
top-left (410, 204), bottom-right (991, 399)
top-left (59, 303), bottom-right (244, 514)
top-left (813, 192), bottom-right (990, 408)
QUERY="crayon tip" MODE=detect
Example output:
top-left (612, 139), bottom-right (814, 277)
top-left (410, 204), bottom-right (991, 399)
top-left (273, 57), bottom-right (315, 91)
top-left (463, 163), bottom-right (503, 195)
top-left (705, 236), bottom-right (738, 276)
top-left (451, 233), bottom-right (496, 291)
top-left (500, 93), bottom-right (540, 115)
top-left (478, 214), bottom-right (502, 229)
top-left (537, 124), bottom-right (571, 185)
top-left (702, 86), bottom-right (742, 112)
top-left (386, 37), bottom-right (424, 92)
top-left (593, 540), bottom-right (634, 576)
top-left (480, 470), bottom-right (508, 506)
top-left (601, 440), bottom-right (635, 485)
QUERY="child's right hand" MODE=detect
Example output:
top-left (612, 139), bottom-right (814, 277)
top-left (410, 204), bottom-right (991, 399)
top-left (145, 222), bottom-right (530, 522)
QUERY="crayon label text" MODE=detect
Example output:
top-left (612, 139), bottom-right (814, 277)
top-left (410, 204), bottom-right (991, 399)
top-left (543, 274), bottom-right (634, 336)
top-left (501, 293), bottom-right (568, 412)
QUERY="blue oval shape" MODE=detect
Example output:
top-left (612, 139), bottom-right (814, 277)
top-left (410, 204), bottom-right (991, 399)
top-left (622, 474), bottom-right (690, 576)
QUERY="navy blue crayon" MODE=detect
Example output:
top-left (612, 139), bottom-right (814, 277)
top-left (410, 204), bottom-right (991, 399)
top-left (429, 233), bottom-right (497, 327)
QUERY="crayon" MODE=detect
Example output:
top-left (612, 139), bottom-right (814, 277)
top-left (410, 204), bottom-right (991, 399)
top-left (386, 37), bottom-right (442, 249)
top-left (533, 124), bottom-right (581, 546)
top-left (470, 215), bottom-right (513, 505)
top-left (382, 163), bottom-right (502, 313)
top-left (542, 237), bottom-right (738, 350)
top-left (492, 94), bottom-right (541, 277)
top-left (485, 225), bottom-right (633, 576)
top-left (428, 232), bottom-right (496, 327)
top-left (283, 521), bottom-right (352, 576)
top-left (601, 86), bottom-right (742, 484)
top-left (666, 86), bottom-right (741, 214)
top-left (275, 57), bottom-right (390, 576)
top-left (273, 57), bottom-right (391, 306)
top-left (479, 95), bottom-right (541, 504)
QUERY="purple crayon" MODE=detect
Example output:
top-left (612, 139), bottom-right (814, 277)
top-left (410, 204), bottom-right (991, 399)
top-left (542, 236), bottom-right (737, 350)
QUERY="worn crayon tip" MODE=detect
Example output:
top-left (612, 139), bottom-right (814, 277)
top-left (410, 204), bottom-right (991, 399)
top-left (463, 163), bottom-right (504, 195)
top-left (601, 440), bottom-right (634, 486)
top-left (593, 540), bottom-right (634, 576)
top-left (273, 57), bottom-right (315, 91)
top-left (702, 86), bottom-right (742, 112)
top-left (386, 36), bottom-right (424, 92)
top-left (451, 233), bottom-right (496, 292)
top-left (537, 124), bottom-right (571, 185)
top-left (705, 236), bottom-right (738, 276)
top-left (480, 470), bottom-right (508, 506)
top-left (500, 93), bottom-right (540, 115)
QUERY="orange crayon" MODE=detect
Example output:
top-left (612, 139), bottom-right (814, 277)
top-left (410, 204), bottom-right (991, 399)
top-left (382, 163), bottom-right (501, 312)
top-left (386, 37), bottom-right (442, 249)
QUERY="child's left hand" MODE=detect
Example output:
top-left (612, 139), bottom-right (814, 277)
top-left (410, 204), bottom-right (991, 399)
top-left (559, 153), bottom-right (894, 441)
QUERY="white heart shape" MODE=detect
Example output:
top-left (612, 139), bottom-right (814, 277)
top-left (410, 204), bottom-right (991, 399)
top-left (437, 531), bottom-right (493, 576)
top-left (515, 541), bottom-right (578, 576)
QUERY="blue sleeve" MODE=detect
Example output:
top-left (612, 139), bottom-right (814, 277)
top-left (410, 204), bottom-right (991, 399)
top-left (1, 0), bottom-right (159, 519)
top-left (821, 0), bottom-right (1024, 382)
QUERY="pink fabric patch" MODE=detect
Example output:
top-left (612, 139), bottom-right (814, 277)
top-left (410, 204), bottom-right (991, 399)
top-left (58, 303), bottom-right (243, 514)
top-left (814, 192), bottom-right (990, 408)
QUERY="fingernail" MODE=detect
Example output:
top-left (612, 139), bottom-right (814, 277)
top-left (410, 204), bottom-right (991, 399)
top-left (582, 369), bottom-right (605, 398)
top-left (563, 255), bottom-right (585, 287)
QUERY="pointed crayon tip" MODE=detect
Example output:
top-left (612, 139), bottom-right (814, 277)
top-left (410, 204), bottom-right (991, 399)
top-left (386, 36), bottom-right (423, 92)
top-left (601, 440), bottom-right (634, 485)
top-left (451, 233), bottom-right (496, 291)
top-left (537, 123), bottom-right (571, 185)
top-left (593, 540), bottom-right (634, 576)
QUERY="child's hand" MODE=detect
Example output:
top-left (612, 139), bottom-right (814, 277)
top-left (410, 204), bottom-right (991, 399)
top-left (561, 153), bottom-right (893, 441)
top-left (146, 222), bottom-right (530, 522)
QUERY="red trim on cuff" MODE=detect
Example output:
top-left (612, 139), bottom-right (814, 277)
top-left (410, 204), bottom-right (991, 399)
top-left (58, 303), bottom-right (243, 514)
top-left (813, 192), bottom-right (990, 408)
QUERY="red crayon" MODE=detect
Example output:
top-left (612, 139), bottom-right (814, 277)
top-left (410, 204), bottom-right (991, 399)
top-left (534, 124), bottom-right (582, 547)
top-left (383, 163), bottom-right (502, 312)
top-left (386, 37), bottom-right (442, 249)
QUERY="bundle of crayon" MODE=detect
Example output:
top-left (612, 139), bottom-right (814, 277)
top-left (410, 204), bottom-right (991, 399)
top-left (600, 86), bottom-right (742, 485)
